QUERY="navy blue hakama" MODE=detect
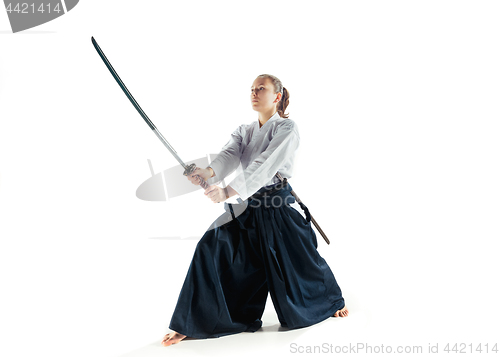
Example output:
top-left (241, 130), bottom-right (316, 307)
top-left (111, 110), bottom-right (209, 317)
top-left (169, 182), bottom-right (345, 338)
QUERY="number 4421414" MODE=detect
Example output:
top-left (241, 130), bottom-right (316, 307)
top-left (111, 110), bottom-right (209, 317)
top-left (444, 343), bottom-right (498, 353)
top-left (6, 3), bottom-right (62, 14)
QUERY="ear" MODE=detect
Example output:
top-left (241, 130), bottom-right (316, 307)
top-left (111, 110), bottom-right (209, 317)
top-left (274, 92), bottom-right (282, 103)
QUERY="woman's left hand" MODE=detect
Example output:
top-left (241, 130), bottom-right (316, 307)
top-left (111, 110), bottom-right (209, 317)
top-left (204, 185), bottom-right (227, 203)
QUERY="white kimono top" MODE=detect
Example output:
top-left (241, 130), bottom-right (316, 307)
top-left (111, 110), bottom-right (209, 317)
top-left (207, 112), bottom-right (300, 201)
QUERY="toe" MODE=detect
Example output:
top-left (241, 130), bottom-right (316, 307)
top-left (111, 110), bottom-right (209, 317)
top-left (161, 334), bottom-right (172, 346)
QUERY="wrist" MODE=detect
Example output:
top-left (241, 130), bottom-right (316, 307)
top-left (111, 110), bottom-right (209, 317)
top-left (207, 167), bottom-right (215, 178)
top-left (225, 185), bottom-right (237, 198)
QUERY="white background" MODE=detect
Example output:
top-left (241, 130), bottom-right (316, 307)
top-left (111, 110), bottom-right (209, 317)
top-left (1, 1), bottom-right (499, 356)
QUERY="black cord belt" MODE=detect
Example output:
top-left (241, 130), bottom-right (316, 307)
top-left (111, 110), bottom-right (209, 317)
top-left (249, 181), bottom-right (287, 200)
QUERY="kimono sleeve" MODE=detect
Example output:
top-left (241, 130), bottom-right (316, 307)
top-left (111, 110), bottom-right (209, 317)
top-left (207, 124), bottom-right (245, 184)
top-left (228, 120), bottom-right (300, 201)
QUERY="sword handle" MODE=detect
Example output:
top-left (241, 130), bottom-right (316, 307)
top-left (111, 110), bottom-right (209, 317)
top-left (183, 163), bottom-right (210, 190)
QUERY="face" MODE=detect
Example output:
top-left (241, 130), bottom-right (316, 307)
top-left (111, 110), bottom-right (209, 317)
top-left (250, 77), bottom-right (281, 112)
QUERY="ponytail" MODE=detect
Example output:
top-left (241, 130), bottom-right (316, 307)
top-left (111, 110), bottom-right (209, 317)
top-left (277, 87), bottom-right (290, 118)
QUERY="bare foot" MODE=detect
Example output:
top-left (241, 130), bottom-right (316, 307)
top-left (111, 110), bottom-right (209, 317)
top-left (333, 306), bottom-right (349, 317)
top-left (161, 331), bottom-right (187, 346)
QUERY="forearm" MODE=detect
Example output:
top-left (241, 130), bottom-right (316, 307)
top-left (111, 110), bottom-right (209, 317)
top-left (207, 167), bottom-right (238, 198)
top-left (224, 185), bottom-right (239, 198)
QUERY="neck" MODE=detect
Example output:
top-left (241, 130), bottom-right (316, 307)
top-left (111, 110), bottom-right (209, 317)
top-left (258, 109), bottom-right (278, 127)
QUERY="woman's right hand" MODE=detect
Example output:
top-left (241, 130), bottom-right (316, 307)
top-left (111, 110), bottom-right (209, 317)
top-left (187, 167), bottom-right (213, 186)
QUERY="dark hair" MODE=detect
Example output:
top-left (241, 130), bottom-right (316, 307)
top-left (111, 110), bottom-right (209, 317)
top-left (256, 74), bottom-right (290, 118)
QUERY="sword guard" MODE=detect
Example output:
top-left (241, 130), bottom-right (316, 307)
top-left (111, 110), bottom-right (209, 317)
top-left (182, 163), bottom-right (197, 176)
top-left (182, 163), bottom-right (211, 192)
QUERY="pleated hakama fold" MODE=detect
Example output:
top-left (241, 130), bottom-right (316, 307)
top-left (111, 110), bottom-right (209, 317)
top-left (169, 182), bottom-right (345, 339)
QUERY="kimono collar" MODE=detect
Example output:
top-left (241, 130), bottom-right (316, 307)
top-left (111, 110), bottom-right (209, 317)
top-left (258, 112), bottom-right (281, 128)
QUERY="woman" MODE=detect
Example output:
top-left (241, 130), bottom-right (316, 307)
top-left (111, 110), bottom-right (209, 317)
top-left (162, 74), bottom-right (348, 346)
